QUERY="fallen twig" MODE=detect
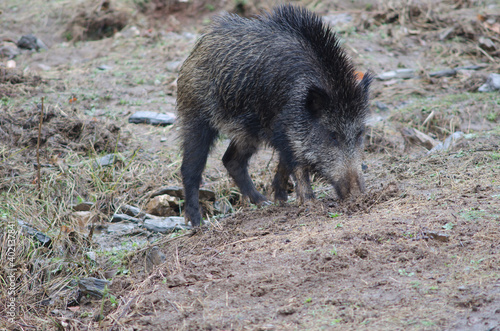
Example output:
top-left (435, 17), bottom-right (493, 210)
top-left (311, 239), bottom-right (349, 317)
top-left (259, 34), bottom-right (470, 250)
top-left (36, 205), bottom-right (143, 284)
top-left (36, 97), bottom-right (44, 200)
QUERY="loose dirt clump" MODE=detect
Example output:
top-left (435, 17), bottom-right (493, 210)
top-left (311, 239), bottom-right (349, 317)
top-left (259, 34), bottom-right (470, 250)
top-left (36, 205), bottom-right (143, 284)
top-left (64, 0), bottom-right (129, 41)
top-left (0, 106), bottom-right (123, 154)
top-left (0, 68), bottom-right (42, 98)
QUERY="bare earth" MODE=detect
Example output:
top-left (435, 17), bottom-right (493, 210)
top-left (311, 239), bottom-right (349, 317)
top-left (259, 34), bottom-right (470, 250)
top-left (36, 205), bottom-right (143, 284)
top-left (0, 0), bottom-right (499, 330)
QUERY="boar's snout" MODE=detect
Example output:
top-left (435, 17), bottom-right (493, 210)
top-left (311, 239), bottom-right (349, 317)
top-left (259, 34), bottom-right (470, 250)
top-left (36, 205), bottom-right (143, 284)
top-left (333, 168), bottom-right (365, 200)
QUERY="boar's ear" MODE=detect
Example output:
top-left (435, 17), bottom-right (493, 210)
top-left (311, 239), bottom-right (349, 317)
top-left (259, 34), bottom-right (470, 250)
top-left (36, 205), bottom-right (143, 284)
top-left (360, 71), bottom-right (372, 95)
top-left (305, 87), bottom-right (328, 116)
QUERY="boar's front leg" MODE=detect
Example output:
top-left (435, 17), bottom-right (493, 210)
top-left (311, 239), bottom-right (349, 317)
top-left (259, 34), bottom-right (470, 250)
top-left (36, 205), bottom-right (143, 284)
top-left (292, 167), bottom-right (314, 205)
top-left (272, 155), bottom-right (290, 203)
top-left (222, 139), bottom-right (268, 205)
top-left (181, 119), bottom-right (218, 227)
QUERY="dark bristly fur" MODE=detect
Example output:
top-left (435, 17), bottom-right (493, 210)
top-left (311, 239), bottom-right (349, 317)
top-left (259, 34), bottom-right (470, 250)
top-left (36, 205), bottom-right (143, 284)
top-left (177, 4), bottom-right (372, 227)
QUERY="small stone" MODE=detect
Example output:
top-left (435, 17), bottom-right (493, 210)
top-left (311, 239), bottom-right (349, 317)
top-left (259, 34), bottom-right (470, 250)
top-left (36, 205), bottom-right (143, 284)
top-left (375, 101), bottom-right (389, 111)
top-left (97, 64), bottom-right (112, 71)
top-left (6, 60), bottom-right (16, 68)
top-left (17, 34), bottom-right (48, 51)
top-left (119, 204), bottom-right (145, 218)
top-left (429, 69), bottom-right (457, 78)
top-left (107, 222), bottom-right (137, 233)
top-left (377, 68), bottom-right (415, 80)
top-left (128, 111), bottom-right (176, 126)
top-left (402, 127), bottom-right (439, 150)
top-left (478, 73), bottom-right (500, 92)
top-left (78, 277), bottom-right (111, 299)
top-left (0, 46), bottom-right (20, 59)
top-left (478, 37), bottom-right (496, 52)
top-left (18, 220), bottom-right (52, 247)
top-left (322, 13), bottom-right (352, 26)
top-left (143, 216), bottom-right (191, 233)
top-left (179, 32), bottom-right (194, 40)
top-left (110, 214), bottom-right (141, 223)
top-left (456, 65), bottom-right (485, 71)
top-left (85, 251), bottom-right (97, 263)
top-left (429, 132), bottom-right (464, 153)
top-left (277, 305), bottom-right (297, 315)
top-left (94, 154), bottom-right (117, 167)
top-left (146, 246), bottom-right (167, 272)
top-left (426, 231), bottom-right (450, 242)
top-left (145, 195), bottom-right (178, 216)
top-left (164, 273), bottom-right (187, 288)
top-left (165, 61), bottom-right (182, 72)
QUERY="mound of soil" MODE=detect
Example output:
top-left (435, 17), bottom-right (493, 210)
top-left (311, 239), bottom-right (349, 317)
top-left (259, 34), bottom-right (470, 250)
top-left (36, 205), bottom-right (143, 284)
top-left (0, 68), bottom-right (42, 98)
top-left (64, 0), bottom-right (129, 41)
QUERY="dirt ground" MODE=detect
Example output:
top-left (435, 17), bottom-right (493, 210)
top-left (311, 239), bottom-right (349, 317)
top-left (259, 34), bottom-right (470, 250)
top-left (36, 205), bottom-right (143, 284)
top-left (1, 0), bottom-right (499, 330)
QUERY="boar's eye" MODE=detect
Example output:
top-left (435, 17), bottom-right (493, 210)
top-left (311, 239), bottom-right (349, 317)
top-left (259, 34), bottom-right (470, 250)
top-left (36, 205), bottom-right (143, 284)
top-left (330, 132), bottom-right (339, 145)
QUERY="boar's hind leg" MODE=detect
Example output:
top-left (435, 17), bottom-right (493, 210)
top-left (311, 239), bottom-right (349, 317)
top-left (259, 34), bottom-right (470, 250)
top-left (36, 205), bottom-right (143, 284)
top-left (272, 155), bottom-right (290, 203)
top-left (222, 139), bottom-right (268, 205)
top-left (181, 121), bottom-right (218, 227)
top-left (292, 167), bottom-right (314, 205)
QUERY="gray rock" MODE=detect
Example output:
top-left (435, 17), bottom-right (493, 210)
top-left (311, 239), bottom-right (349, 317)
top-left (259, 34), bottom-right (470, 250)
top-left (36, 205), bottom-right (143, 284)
top-left (401, 127), bottom-right (439, 150)
top-left (0, 45), bottom-right (20, 59)
top-left (165, 61), bottom-right (182, 72)
top-left (377, 69), bottom-right (415, 80)
top-left (375, 101), bottom-right (389, 111)
top-left (18, 220), bottom-right (52, 247)
top-left (429, 132), bottom-right (464, 153)
top-left (110, 214), bottom-right (141, 223)
top-left (94, 154), bottom-right (117, 167)
top-left (429, 69), bottom-right (457, 78)
top-left (456, 64), bottom-right (486, 71)
top-left (85, 251), bottom-right (97, 263)
top-left (478, 73), bottom-right (500, 92)
top-left (322, 13), bottom-right (352, 26)
top-left (146, 246), bottom-right (167, 272)
top-left (478, 37), bottom-right (496, 52)
top-left (107, 222), bottom-right (137, 233)
top-left (78, 277), bottom-right (111, 299)
top-left (128, 111), bottom-right (176, 126)
top-left (119, 204), bottom-right (145, 218)
top-left (17, 34), bottom-right (48, 51)
top-left (181, 32), bottom-right (197, 40)
top-left (143, 216), bottom-right (191, 233)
